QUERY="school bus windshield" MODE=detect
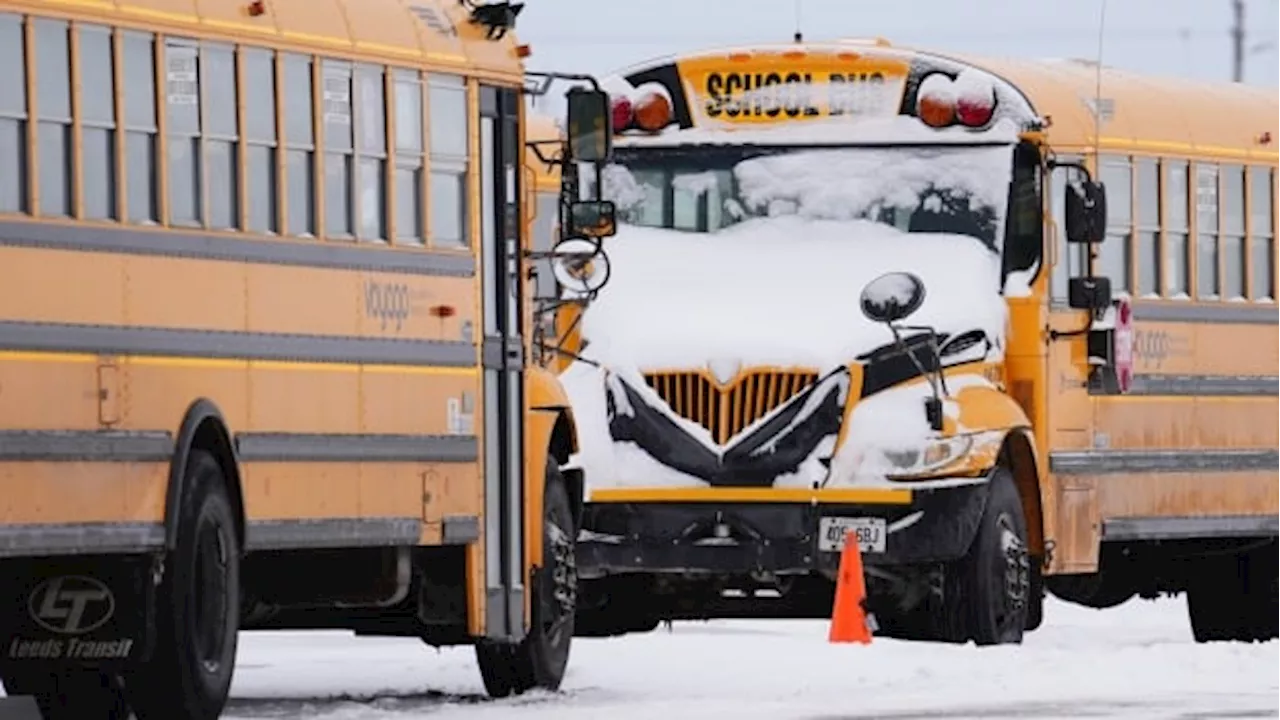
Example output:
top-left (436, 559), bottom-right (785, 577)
top-left (597, 144), bottom-right (1015, 253)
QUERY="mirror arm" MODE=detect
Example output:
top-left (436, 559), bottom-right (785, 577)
top-left (889, 323), bottom-right (948, 400)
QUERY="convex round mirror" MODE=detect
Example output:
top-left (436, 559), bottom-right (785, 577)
top-left (859, 271), bottom-right (926, 324)
top-left (551, 237), bottom-right (612, 295)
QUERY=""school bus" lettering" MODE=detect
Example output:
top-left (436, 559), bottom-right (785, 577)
top-left (703, 71), bottom-right (887, 119)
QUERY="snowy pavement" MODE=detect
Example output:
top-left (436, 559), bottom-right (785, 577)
top-left (220, 595), bottom-right (1278, 720)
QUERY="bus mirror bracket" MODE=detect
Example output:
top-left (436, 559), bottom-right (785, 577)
top-left (568, 200), bottom-right (616, 239)
top-left (1067, 276), bottom-right (1112, 311)
top-left (1048, 158), bottom-right (1107, 245)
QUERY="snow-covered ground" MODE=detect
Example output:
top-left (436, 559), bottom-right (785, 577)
top-left (221, 595), bottom-right (1278, 720)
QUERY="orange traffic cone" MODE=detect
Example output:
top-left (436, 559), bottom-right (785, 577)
top-left (828, 528), bottom-right (873, 644)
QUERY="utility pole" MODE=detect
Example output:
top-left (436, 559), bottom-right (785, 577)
top-left (1231, 0), bottom-right (1244, 82)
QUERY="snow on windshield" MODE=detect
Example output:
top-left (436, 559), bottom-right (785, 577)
top-left (596, 145), bottom-right (1013, 252)
top-left (570, 217), bottom-right (1007, 373)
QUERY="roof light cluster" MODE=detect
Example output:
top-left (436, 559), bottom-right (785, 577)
top-left (611, 83), bottom-right (674, 135)
top-left (915, 70), bottom-right (997, 129)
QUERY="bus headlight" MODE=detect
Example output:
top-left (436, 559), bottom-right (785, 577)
top-left (880, 435), bottom-right (973, 480)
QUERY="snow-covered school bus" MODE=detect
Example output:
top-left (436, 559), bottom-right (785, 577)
top-left (544, 40), bottom-right (1279, 645)
top-left (0, 0), bottom-right (619, 716)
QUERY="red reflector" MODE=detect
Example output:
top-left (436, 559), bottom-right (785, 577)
top-left (611, 95), bottom-right (633, 133)
top-left (430, 305), bottom-right (456, 319)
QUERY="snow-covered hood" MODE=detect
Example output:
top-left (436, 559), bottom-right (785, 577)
top-left (575, 217), bottom-right (1009, 375)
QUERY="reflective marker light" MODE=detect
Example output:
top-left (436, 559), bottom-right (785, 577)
top-left (633, 90), bottom-right (673, 132)
top-left (611, 94), bottom-right (634, 132)
top-left (915, 71), bottom-right (998, 129)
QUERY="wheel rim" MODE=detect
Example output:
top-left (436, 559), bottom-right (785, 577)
top-left (994, 513), bottom-right (1030, 640)
top-left (540, 513), bottom-right (577, 649)
top-left (192, 517), bottom-right (230, 673)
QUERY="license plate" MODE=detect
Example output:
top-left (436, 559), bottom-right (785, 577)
top-left (818, 516), bottom-right (886, 554)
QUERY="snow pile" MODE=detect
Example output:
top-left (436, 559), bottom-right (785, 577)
top-left (567, 217), bottom-right (1007, 372)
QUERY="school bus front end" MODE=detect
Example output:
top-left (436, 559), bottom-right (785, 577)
top-left (555, 43), bottom-right (1055, 644)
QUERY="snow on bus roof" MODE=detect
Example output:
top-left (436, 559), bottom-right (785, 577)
top-left (612, 115), bottom-right (1022, 148)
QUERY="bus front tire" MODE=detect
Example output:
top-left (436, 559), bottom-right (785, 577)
top-left (127, 449), bottom-right (241, 720)
top-left (475, 460), bottom-right (577, 698)
top-left (943, 466), bottom-right (1031, 646)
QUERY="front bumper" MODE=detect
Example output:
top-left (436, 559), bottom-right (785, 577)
top-left (576, 481), bottom-right (991, 577)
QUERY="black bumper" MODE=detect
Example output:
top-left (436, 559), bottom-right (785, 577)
top-left (577, 481), bottom-right (991, 576)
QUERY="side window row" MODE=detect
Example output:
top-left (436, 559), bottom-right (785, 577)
top-left (1096, 154), bottom-right (1275, 303)
top-left (0, 13), bottom-right (470, 248)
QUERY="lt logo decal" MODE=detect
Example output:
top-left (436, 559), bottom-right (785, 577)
top-left (27, 575), bottom-right (115, 635)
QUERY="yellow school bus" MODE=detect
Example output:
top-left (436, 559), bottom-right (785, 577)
top-left (0, 0), bottom-right (617, 716)
top-left (549, 40), bottom-right (1278, 645)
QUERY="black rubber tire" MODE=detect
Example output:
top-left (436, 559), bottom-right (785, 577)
top-left (475, 460), bottom-right (578, 698)
top-left (1, 668), bottom-right (130, 719)
top-left (1024, 556), bottom-right (1045, 632)
top-left (1187, 541), bottom-right (1278, 643)
top-left (126, 449), bottom-right (241, 720)
top-left (943, 467), bottom-right (1031, 646)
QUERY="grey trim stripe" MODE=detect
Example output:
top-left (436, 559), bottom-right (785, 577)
top-left (0, 430), bottom-right (172, 461)
top-left (442, 515), bottom-right (481, 544)
top-left (0, 219), bottom-right (475, 277)
top-left (1127, 374), bottom-right (1278, 397)
top-left (0, 319), bottom-right (475, 367)
top-left (0, 522), bottom-right (165, 557)
top-left (1051, 448), bottom-right (1279, 475)
top-left (1103, 515), bottom-right (1279, 541)
top-left (245, 517), bottom-right (422, 551)
top-left (236, 433), bottom-right (478, 463)
top-left (1132, 302), bottom-right (1278, 325)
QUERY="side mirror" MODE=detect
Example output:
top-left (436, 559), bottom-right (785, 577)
top-left (859, 271), bottom-right (926, 324)
top-left (569, 200), bottom-right (616, 238)
top-left (565, 88), bottom-right (613, 164)
top-left (1068, 276), bottom-right (1112, 310)
top-left (550, 237), bottom-right (612, 295)
top-left (1065, 179), bottom-right (1107, 244)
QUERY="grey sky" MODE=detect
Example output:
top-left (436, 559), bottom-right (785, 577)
top-left (518, 0), bottom-right (1279, 105)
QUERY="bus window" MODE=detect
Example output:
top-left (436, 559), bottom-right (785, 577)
top-left (283, 54), bottom-right (314, 237)
top-left (35, 18), bottom-right (72, 218)
top-left (79, 24), bottom-right (117, 221)
top-left (356, 64), bottom-right (386, 241)
top-left (1251, 167), bottom-right (1275, 301)
top-left (428, 73), bottom-right (468, 249)
top-left (1049, 161), bottom-right (1088, 303)
top-left (1165, 160), bottom-right (1191, 297)
top-left (393, 69), bottom-right (424, 245)
top-left (165, 39), bottom-right (202, 226)
top-left (0, 13), bottom-right (25, 213)
top-left (1097, 156), bottom-right (1132, 295)
top-left (322, 60), bottom-right (354, 238)
top-left (123, 31), bottom-right (157, 225)
top-left (204, 43), bottom-right (239, 230)
top-left (1196, 163), bottom-right (1220, 299)
top-left (1135, 159), bottom-right (1160, 297)
top-left (1222, 165), bottom-right (1246, 300)
top-left (244, 48), bottom-right (277, 234)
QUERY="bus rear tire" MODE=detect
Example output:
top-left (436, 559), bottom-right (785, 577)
top-left (475, 460), bottom-right (577, 697)
top-left (126, 449), bottom-right (241, 720)
top-left (943, 467), bottom-right (1031, 645)
top-left (1187, 541), bottom-right (1278, 643)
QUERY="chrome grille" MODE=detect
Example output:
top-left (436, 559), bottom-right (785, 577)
top-left (643, 370), bottom-right (819, 445)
